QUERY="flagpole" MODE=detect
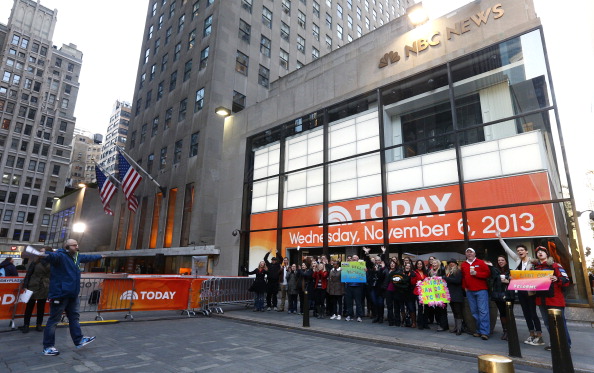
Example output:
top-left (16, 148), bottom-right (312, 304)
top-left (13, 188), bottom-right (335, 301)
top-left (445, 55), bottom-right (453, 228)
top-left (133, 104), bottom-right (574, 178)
top-left (116, 145), bottom-right (167, 196)
top-left (93, 159), bottom-right (121, 187)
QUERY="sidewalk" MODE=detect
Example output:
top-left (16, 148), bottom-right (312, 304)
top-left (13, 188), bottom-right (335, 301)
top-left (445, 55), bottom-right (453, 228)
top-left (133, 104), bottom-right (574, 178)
top-left (2, 306), bottom-right (593, 372)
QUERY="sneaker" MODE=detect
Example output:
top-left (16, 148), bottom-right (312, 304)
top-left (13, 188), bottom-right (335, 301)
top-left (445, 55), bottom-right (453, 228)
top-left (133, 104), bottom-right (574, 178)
top-left (273, 307), bottom-right (278, 311)
top-left (531, 336), bottom-right (545, 346)
top-left (481, 334), bottom-right (489, 340)
top-left (357, 317), bottom-right (362, 322)
top-left (473, 333), bottom-right (481, 338)
top-left (345, 316), bottom-right (352, 321)
top-left (336, 315), bottom-right (341, 320)
top-left (43, 347), bottom-right (60, 356)
top-left (330, 314), bottom-right (337, 320)
top-left (544, 345), bottom-right (552, 351)
top-left (76, 336), bottom-right (96, 349)
top-left (524, 336), bottom-right (534, 345)
top-left (267, 307), bottom-right (271, 311)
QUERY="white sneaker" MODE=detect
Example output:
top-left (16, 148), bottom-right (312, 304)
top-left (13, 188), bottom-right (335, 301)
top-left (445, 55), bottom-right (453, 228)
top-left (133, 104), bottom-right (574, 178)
top-left (273, 307), bottom-right (278, 311)
top-left (524, 336), bottom-right (534, 345)
top-left (357, 317), bottom-right (362, 322)
top-left (336, 315), bottom-right (341, 320)
top-left (267, 307), bottom-right (271, 311)
top-left (531, 336), bottom-right (545, 346)
top-left (330, 314), bottom-right (337, 320)
top-left (345, 316), bottom-right (352, 321)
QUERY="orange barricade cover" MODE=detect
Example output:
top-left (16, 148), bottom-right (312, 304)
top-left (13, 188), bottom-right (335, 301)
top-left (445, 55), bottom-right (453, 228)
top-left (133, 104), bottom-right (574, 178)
top-left (99, 278), bottom-right (191, 311)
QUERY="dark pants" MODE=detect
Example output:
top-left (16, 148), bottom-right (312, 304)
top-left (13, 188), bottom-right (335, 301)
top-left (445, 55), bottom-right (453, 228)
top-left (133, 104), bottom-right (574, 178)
top-left (288, 294), bottom-right (298, 312)
top-left (518, 292), bottom-right (542, 333)
top-left (23, 298), bottom-right (46, 326)
top-left (433, 305), bottom-right (449, 329)
top-left (43, 297), bottom-right (83, 348)
top-left (417, 299), bottom-right (427, 328)
top-left (266, 285), bottom-right (278, 308)
top-left (314, 288), bottom-right (326, 313)
top-left (345, 285), bottom-right (364, 318)
top-left (329, 294), bottom-right (343, 316)
top-left (449, 301), bottom-right (464, 319)
top-left (385, 291), bottom-right (403, 324)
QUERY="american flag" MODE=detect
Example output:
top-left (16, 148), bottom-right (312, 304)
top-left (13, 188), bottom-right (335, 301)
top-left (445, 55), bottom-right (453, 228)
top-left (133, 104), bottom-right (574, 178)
top-left (118, 151), bottom-right (143, 210)
top-left (95, 166), bottom-right (116, 215)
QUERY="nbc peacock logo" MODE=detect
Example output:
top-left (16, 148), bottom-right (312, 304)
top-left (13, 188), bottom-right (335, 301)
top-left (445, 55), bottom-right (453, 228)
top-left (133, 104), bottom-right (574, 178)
top-left (120, 290), bottom-right (139, 300)
top-left (320, 206), bottom-right (353, 226)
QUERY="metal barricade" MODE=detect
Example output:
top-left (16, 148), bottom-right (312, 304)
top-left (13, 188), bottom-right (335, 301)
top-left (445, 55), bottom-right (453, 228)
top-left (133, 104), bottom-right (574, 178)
top-left (95, 278), bottom-right (135, 321)
top-left (8, 279), bottom-right (26, 329)
top-left (200, 277), bottom-right (254, 314)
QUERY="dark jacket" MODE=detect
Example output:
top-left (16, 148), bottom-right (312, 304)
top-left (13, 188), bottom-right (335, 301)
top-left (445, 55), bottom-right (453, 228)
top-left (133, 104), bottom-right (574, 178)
top-left (23, 259), bottom-right (51, 299)
top-left (286, 270), bottom-right (299, 295)
top-left (248, 268), bottom-right (268, 293)
top-left (490, 266), bottom-right (513, 302)
top-left (298, 268), bottom-right (313, 293)
top-left (444, 269), bottom-right (464, 303)
top-left (327, 268), bottom-right (344, 296)
top-left (45, 248), bottom-right (102, 299)
top-left (0, 258), bottom-right (18, 276)
top-left (264, 252), bottom-right (282, 289)
top-left (365, 256), bottom-right (386, 292)
top-left (383, 267), bottom-right (414, 296)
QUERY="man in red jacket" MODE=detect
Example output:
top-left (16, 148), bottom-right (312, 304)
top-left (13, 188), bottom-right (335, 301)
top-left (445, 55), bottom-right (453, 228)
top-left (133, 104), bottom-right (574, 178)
top-left (460, 248), bottom-right (491, 340)
top-left (533, 246), bottom-right (571, 351)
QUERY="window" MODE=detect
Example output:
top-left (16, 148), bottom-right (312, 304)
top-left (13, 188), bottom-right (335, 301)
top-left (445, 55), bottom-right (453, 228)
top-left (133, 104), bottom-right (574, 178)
top-left (174, 140), bottom-right (182, 164)
top-left (297, 11), bottom-right (306, 30)
top-left (200, 46), bottom-right (209, 70)
top-left (365, 17), bottom-right (370, 30)
top-left (155, 38), bottom-right (160, 54)
top-left (55, 58), bottom-right (62, 68)
top-left (236, 51), bottom-right (249, 75)
top-left (178, 14), bottom-right (185, 33)
top-left (262, 7), bottom-right (272, 29)
top-left (6, 155), bottom-right (15, 167)
top-left (347, 0), bottom-right (352, 9)
top-left (337, 24), bottom-right (343, 40)
top-left (326, 13), bottom-right (332, 29)
top-left (232, 91), bottom-right (246, 113)
top-left (337, 3), bottom-right (343, 19)
top-left (52, 165), bottom-right (60, 176)
top-left (59, 121), bottom-right (67, 131)
top-left (357, 25), bottom-right (362, 37)
top-left (194, 88), bottom-right (204, 112)
top-left (16, 157), bottom-right (25, 169)
top-left (3, 210), bottom-right (12, 221)
top-left (260, 35), bottom-right (271, 57)
top-left (166, 26), bottom-right (172, 44)
top-left (130, 131), bottom-right (136, 148)
top-left (326, 35), bottom-right (332, 50)
top-left (159, 14), bottom-right (164, 29)
top-left (141, 123), bottom-right (147, 143)
top-left (312, 47), bottom-right (319, 60)
top-left (21, 194), bottom-right (30, 206)
top-left (281, 22), bottom-right (290, 42)
top-left (169, 71), bottom-right (177, 91)
top-left (11, 35), bottom-right (20, 45)
top-left (192, 1), bottom-right (199, 19)
top-left (188, 29), bottom-right (196, 50)
top-left (150, 65), bottom-right (156, 81)
top-left (280, 49), bottom-right (289, 70)
top-left (148, 25), bottom-right (154, 40)
top-left (42, 214), bottom-right (50, 225)
top-left (297, 35), bottom-right (305, 53)
top-left (174, 42), bottom-right (181, 61)
top-left (17, 211), bottom-right (25, 222)
top-left (61, 98), bottom-right (69, 109)
top-left (169, 0), bottom-right (175, 18)
top-left (239, 19), bottom-right (251, 43)
top-left (165, 107), bottom-right (173, 129)
top-left (347, 15), bottom-right (353, 29)
top-left (282, 0), bottom-right (291, 15)
top-left (313, 23), bottom-right (320, 41)
top-left (160, 147), bottom-right (167, 169)
top-left (178, 98), bottom-right (187, 122)
top-left (161, 53), bottom-right (168, 72)
top-left (313, 1), bottom-right (320, 17)
top-left (189, 132), bottom-right (199, 157)
top-left (146, 90), bottom-right (152, 108)
top-left (152, 116), bottom-right (159, 136)
top-left (203, 15), bottom-right (213, 37)
top-left (151, 2), bottom-right (157, 16)
top-left (242, 0), bottom-right (252, 13)
top-left (357, 7), bottom-right (361, 20)
top-left (258, 65), bottom-right (270, 88)
top-left (144, 48), bottom-right (150, 64)
top-left (156, 81), bottom-right (164, 101)
top-left (183, 60), bottom-right (192, 81)
top-left (147, 153), bottom-right (154, 173)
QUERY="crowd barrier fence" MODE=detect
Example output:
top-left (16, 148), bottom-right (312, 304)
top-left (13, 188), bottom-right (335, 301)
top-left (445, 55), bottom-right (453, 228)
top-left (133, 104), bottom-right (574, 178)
top-left (2, 275), bottom-right (255, 329)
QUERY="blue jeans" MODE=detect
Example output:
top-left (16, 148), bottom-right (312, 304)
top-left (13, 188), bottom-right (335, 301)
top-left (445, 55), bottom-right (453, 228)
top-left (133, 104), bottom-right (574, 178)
top-left (467, 289), bottom-right (490, 335)
top-left (345, 285), bottom-right (364, 318)
top-left (539, 305), bottom-right (572, 347)
top-left (254, 292), bottom-right (265, 311)
top-left (43, 297), bottom-right (83, 348)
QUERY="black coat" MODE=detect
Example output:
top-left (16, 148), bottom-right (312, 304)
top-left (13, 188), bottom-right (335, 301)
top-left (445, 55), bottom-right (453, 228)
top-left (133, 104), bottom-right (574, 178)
top-left (444, 269), bottom-right (464, 303)
top-left (490, 266), bottom-right (514, 302)
top-left (264, 252), bottom-right (282, 290)
top-left (248, 268), bottom-right (268, 293)
top-left (0, 259), bottom-right (18, 276)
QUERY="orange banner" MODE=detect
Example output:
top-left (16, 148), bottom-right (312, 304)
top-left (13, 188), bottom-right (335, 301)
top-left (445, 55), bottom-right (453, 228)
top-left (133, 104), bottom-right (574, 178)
top-left (250, 172), bottom-right (556, 249)
top-left (189, 279), bottom-right (206, 308)
top-left (99, 278), bottom-right (191, 311)
top-left (0, 278), bottom-right (22, 319)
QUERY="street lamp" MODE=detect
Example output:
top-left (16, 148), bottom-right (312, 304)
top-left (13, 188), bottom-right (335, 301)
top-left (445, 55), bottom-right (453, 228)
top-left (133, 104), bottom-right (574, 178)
top-left (215, 106), bottom-right (231, 117)
top-left (577, 210), bottom-right (594, 221)
top-left (73, 222), bottom-right (86, 247)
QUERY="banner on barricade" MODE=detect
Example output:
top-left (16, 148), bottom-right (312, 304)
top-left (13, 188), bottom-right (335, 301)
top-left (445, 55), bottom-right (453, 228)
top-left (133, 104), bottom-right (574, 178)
top-left (508, 270), bottom-right (554, 291)
top-left (418, 277), bottom-right (450, 306)
top-left (340, 261), bottom-right (366, 283)
top-left (99, 278), bottom-right (190, 311)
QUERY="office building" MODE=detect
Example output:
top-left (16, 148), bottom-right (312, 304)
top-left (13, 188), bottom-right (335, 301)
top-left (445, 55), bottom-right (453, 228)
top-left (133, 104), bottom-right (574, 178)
top-left (0, 0), bottom-right (82, 248)
top-left (68, 128), bottom-right (102, 187)
top-left (99, 100), bottom-right (131, 176)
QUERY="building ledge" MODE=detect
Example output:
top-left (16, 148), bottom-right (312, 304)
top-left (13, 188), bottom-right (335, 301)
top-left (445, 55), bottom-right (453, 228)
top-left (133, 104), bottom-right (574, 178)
top-left (83, 245), bottom-right (219, 257)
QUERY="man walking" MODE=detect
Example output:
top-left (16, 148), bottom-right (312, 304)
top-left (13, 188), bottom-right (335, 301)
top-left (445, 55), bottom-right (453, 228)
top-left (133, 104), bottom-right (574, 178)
top-left (460, 248), bottom-right (491, 340)
top-left (35, 239), bottom-right (103, 356)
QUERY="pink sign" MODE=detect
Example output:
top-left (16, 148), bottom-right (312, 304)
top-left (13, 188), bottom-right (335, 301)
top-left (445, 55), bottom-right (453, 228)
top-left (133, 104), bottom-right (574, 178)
top-left (508, 270), bottom-right (554, 291)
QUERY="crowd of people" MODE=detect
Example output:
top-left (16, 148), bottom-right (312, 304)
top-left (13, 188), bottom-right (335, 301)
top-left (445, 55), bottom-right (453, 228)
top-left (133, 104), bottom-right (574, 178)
top-left (246, 236), bottom-right (571, 351)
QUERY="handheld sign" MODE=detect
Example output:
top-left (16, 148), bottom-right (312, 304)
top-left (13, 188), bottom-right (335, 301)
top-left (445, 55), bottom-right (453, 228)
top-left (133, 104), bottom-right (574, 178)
top-left (341, 261), bottom-right (366, 283)
top-left (508, 270), bottom-right (554, 291)
top-left (418, 277), bottom-right (450, 307)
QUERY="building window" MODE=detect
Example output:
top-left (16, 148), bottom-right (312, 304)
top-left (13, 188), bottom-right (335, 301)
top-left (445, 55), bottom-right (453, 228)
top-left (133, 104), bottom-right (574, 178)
top-left (192, 1), bottom-right (199, 19)
top-left (280, 49), bottom-right (289, 70)
top-left (189, 132), bottom-right (199, 157)
top-left (297, 35), bottom-right (305, 53)
top-left (298, 11), bottom-right (306, 29)
top-left (260, 35), bottom-right (271, 57)
top-left (130, 131), bottom-right (136, 148)
top-left (165, 107), bottom-right (172, 128)
top-left (326, 34), bottom-right (332, 50)
top-left (178, 14), bottom-right (185, 33)
top-left (147, 153), bottom-right (154, 174)
top-left (236, 51), bottom-right (249, 75)
top-left (357, 25), bottom-right (362, 37)
top-left (174, 42), bottom-right (181, 61)
top-left (144, 48), bottom-right (150, 64)
top-left (313, 23), bottom-right (319, 41)
top-left (178, 98), bottom-right (187, 122)
top-left (262, 7), bottom-right (272, 29)
top-left (188, 29), bottom-right (196, 50)
top-left (203, 15), bottom-right (213, 37)
top-left (166, 26), bottom-right (172, 44)
top-left (146, 90), bottom-right (152, 108)
top-left (194, 88), bottom-right (205, 112)
top-left (169, 70), bottom-right (177, 91)
top-left (347, 15), bottom-right (353, 29)
top-left (154, 38), bottom-right (160, 55)
top-left (140, 123), bottom-right (147, 143)
top-left (282, 0), bottom-right (291, 15)
top-left (337, 24), bottom-right (343, 40)
top-left (313, 1), bottom-right (320, 17)
top-left (157, 81), bottom-right (164, 100)
top-left (258, 65), bottom-right (270, 88)
top-left (365, 17), bottom-right (370, 30)
top-left (281, 22), bottom-right (290, 42)
top-left (312, 47), bottom-right (319, 60)
top-left (326, 12), bottom-right (332, 29)
top-left (232, 91), bottom-right (246, 113)
top-left (159, 14), bottom-right (164, 29)
top-left (148, 25), bottom-right (154, 40)
top-left (241, 0), bottom-right (252, 13)
top-left (152, 116), bottom-right (159, 137)
top-left (159, 147), bottom-right (167, 169)
top-left (196, 47), bottom-right (208, 71)
top-left (183, 59), bottom-right (192, 81)
top-left (357, 7), bottom-right (361, 20)
top-left (239, 19), bottom-right (251, 43)
top-left (337, 3), bottom-right (343, 19)
top-left (52, 165), bottom-right (60, 176)
top-left (169, 0), bottom-right (175, 18)
top-left (174, 140), bottom-right (182, 164)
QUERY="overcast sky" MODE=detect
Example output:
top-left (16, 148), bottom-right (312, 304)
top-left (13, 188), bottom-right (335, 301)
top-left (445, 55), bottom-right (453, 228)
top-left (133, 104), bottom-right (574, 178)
top-left (1, 0), bottom-right (593, 253)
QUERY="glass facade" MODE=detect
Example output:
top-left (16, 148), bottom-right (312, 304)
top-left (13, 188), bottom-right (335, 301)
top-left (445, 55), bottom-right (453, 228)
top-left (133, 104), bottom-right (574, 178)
top-left (243, 30), bottom-right (587, 303)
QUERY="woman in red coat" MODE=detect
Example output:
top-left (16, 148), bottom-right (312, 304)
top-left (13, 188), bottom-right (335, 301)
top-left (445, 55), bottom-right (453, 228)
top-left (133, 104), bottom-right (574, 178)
top-left (312, 263), bottom-right (329, 319)
top-left (532, 246), bottom-right (571, 350)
